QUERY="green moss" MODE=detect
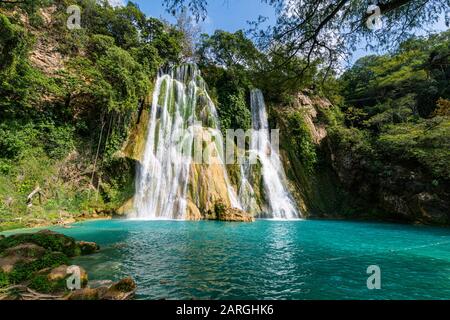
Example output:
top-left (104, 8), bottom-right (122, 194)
top-left (0, 231), bottom-right (79, 257)
top-left (29, 274), bottom-right (67, 294)
top-left (9, 252), bottom-right (69, 284)
top-left (286, 111), bottom-right (317, 174)
top-left (0, 271), bottom-right (10, 288)
top-left (214, 201), bottom-right (227, 217)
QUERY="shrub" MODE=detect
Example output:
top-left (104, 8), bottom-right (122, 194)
top-left (287, 112), bottom-right (318, 174)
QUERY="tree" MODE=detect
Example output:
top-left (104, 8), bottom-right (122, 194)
top-left (0, 0), bottom-right (51, 14)
top-left (175, 7), bottom-right (201, 60)
top-left (163, 0), bottom-right (207, 21)
top-left (164, 0), bottom-right (450, 81)
top-left (340, 30), bottom-right (450, 118)
top-left (198, 30), bottom-right (264, 70)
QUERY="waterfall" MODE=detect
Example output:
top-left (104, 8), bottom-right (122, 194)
top-left (131, 64), bottom-right (299, 220)
top-left (132, 65), bottom-right (241, 219)
top-left (246, 89), bottom-right (300, 219)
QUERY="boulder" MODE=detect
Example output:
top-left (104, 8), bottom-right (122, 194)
top-left (0, 230), bottom-right (79, 257)
top-left (47, 265), bottom-right (88, 286)
top-left (68, 277), bottom-right (136, 300)
top-left (4, 243), bottom-right (46, 259)
top-left (101, 278), bottom-right (137, 300)
top-left (218, 207), bottom-right (255, 222)
top-left (0, 243), bottom-right (46, 273)
top-left (68, 288), bottom-right (100, 300)
top-left (212, 202), bottom-right (254, 222)
top-left (76, 241), bottom-right (100, 255)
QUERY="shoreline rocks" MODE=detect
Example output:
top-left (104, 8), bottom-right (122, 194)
top-left (0, 230), bottom-right (136, 300)
top-left (76, 241), bottom-right (100, 255)
top-left (68, 278), bottom-right (137, 300)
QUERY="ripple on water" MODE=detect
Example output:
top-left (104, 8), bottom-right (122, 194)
top-left (44, 219), bottom-right (450, 300)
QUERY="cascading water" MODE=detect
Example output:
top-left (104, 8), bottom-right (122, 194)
top-left (132, 64), bottom-right (298, 220)
top-left (245, 89), bottom-right (300, 219)
top-left (132, 65), bottom-right (241, 219)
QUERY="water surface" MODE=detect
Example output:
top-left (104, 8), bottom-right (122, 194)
top-left (10, 219), bottom-right (450, 300)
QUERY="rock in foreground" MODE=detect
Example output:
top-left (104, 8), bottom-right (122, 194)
top-left (0, 230), bottom-right (135, 300)
top-left (68, 278), bottom-right (137, 300)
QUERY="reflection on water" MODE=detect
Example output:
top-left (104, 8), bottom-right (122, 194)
top-left (45, 219), bottom-right (450, 300)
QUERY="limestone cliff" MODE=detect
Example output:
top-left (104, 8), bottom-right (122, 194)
top-left (272, 91), bottom-right (353, 218)
top-left (272, 91), bottom-right (450, 225)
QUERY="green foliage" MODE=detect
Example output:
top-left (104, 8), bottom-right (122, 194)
top-left (0, 121), bottom-right (74, 171)
top-left (0, 13), bottom-right (29, 74)
top-left (341, 31), bottom-right (450, 119)
top-left (214, 201), bottom-right (226, 217)
top-left (198, 30), bottom-right (263, 70)
top-left (29, 274), bottom-right (56, 293)
top-left (0, 271), bottom-right (9, 288)
top-left (87, 34), bottom-right (116, 60)
top-left (9, 252), bottom-right (69, 283)
top-left (197, 30), bottom-right (317, 103)
top-left (0, 1), bottom-right (186, 226)
top-left (328, 125), bottom-right (375, 158)
top-left (218, 90), bottom-right (251, 133)
top-left (286, 112), bottom-right (317, 174)
top-left (29, 274), bottom-right (67, 294)
top-left (378, 118), bottom-right (450, 180)
top-left (336, 30), bottom-right (450, 185)
top-left (0, 0), bottom-right (51, 15)
top-left (198, 64), bottom-right (252, 133)
top-left (97, 46), bottom-right (150, 112)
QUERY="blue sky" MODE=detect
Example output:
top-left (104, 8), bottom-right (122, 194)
top-left (132, 0), bottom-right (276, 34)
top-left (128, 0), bottom-right (448, 66)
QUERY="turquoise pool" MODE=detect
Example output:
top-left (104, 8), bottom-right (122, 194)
top-left (6, 219), bottom-right (450, 299)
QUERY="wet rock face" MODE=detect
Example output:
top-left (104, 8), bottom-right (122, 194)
top-left (331, 147), bottom-right (450, 225)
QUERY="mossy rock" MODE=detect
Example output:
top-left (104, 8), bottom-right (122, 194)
top-left (110, 277), bottom-right (136, 293)
top-left (3, 243), bottom-right (46, 260)
top-left (28, 264), bottom-right (88, 294)
top-left (0, 230), bottom-right (80, 257)
top-left (29, 274), bottom-right (68, 294)
top-left (76, 241), bottom-right (100, 255)
top-left (101, 278), bottom-right (137, 300)
top-left (0, 243), bottom-right (47, 274)
top-left (9, 252), bottom-right (69, 284)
